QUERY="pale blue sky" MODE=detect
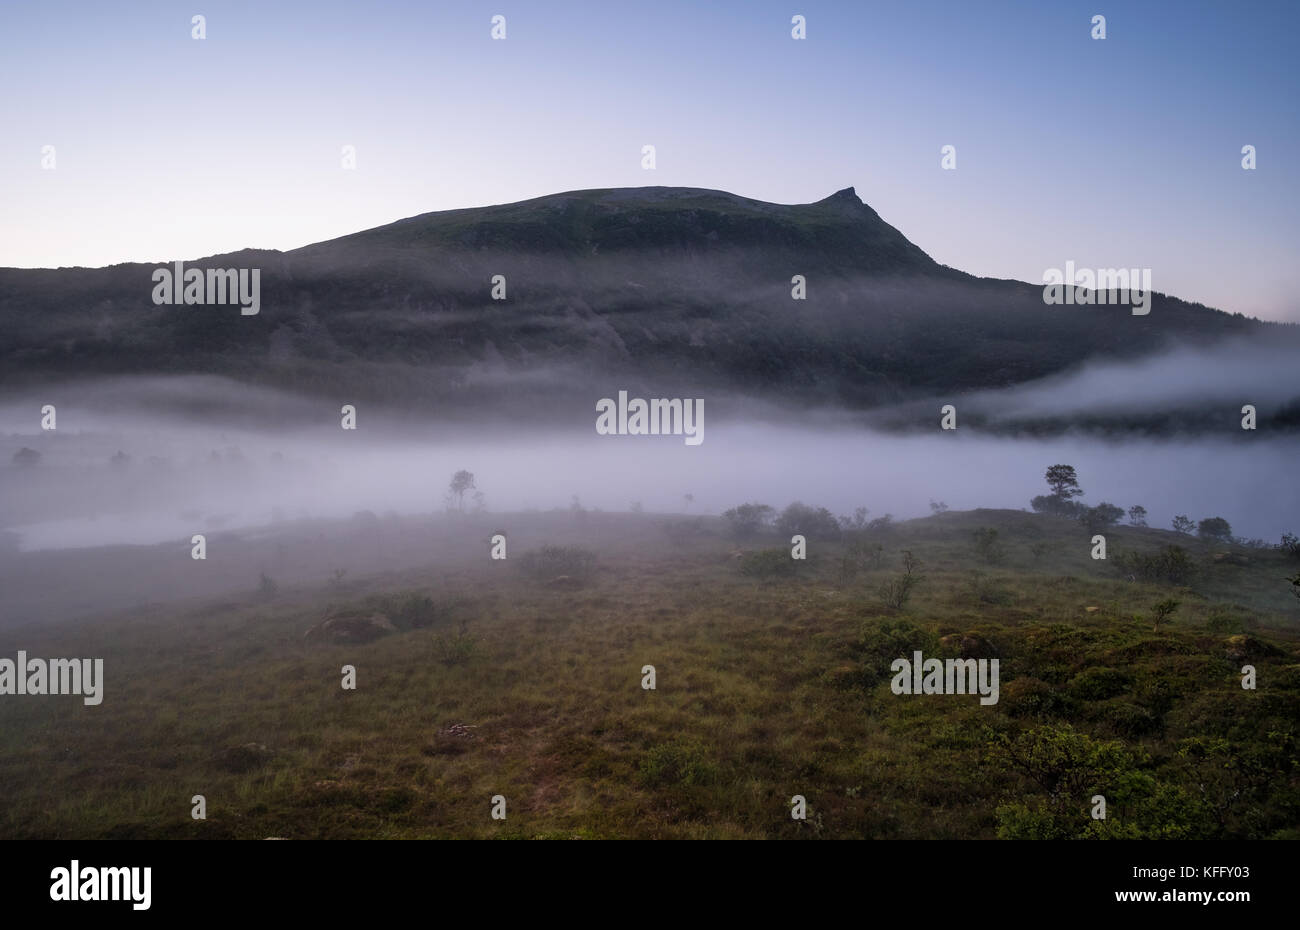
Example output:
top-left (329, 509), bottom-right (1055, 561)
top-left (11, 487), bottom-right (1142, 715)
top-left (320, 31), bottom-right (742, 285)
top-left (1, 0), bottom-right (1296, 320)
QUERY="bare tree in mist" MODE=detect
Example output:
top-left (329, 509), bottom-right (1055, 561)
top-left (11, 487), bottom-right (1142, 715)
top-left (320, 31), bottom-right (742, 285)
top-left (447, 470), bottom-right (476, 513)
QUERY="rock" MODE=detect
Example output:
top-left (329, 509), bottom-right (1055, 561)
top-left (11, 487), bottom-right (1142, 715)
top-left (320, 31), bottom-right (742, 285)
top-left (214, 742), bottom-right (274, 774)
top-left (1224, 635), bottom-right (1285, 662)
top-left (544, 575), bottom-right (583, 590)
top-left (305, 612), bottom-right (396, 644)
top-left (939, 631), bottom-right (996, 659)
top-left (822, 665), bottom-right (862, 690)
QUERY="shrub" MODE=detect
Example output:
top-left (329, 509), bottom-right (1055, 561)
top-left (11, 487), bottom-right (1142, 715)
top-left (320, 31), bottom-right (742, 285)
top-left (375, 591), bottom-right (469, 631)
top-left (878, 550), bottom-right (923, 609)
top-left (1280, 533), bottom-right (1300, 561)
top-left (739, 548), bottom-right (796, 579)
top-left (1197, 517), bottom-right (1233, 543)
top-left (638, 740), bottom-right (717, 788)
top-left (662, 518), bottom-right (706, 543)
top-left (838, 538), bottom-right (883, 582)
top-left (1151, 598), bottom-right (1180, 634)
top-left (971, 527), bottom-right (1006, 565)
top-left (1205, 609), bottom-right (1248, 634)
top-left (776, 501), bottom-right (842, 540)
top-left (1069, 666), bottom-right (1130, 701)
top-left (1112, 545), bottom-right (1197, 586)
top-left (722, 502), bottom-right (775, 538)
top-left (855, 617), bottom-right (939, 684)
top-left (430, 621), bottom-right (477, 666)
top-left (963, 570), bottom-right (1013, 605)
top-left (838, 506), bottom-right (870, 531)
top-left (1031, 494), bottom-right (1082, 518)
top-left (1079, 502), bottom-right (1124, 533)
top-left (519, 545), bottom-right (596, 581)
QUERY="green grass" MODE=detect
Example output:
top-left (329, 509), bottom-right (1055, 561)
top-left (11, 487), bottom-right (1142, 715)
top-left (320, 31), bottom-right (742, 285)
top-left (1, 508), bottom-right (1297, 839)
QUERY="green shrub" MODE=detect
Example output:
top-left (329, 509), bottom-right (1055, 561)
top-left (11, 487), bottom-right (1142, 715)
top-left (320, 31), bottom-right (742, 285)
top-left (430, 630), bottom-right (477, 667)
top-left (963, 570), bottom-right (1013, 605)
top-left (1205, 609), bottom-right (1247, 634)
top-left (776, 502), bottom-right (842, 540)
top-left (1069, 666), bottom-right (1130, 701)
top-left (519, 545), bottom-right (597, 580)
top-left (1197, 517), bottom-right (1233, 543)
top-left (855, 617), bottom-right (939, 684)
top-left (1079, 503), bottom-right (1124, 533)
top-left (1113, 545), bottom-right (1197, 585)
top-left (971, 527), bottom-right (1006, 565)
top-left (877, 550), bottom-right (923, 609)
top-left (638, 740), bottom-right (717, 788)
top-left (722, 503), bottom-right (774, 538)
top-left (740, 547), bottom-right (796, 579)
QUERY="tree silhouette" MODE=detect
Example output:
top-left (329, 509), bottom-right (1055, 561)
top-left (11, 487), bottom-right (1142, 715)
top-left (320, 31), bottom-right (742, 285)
top-left (1045, 465), bottom-right (1083, 499)
top-left (448, 470), bottom-right (476, 512)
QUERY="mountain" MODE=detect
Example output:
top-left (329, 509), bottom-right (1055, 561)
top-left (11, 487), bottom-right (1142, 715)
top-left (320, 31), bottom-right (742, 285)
top-left (0, 186), bottom-right (1286, 421)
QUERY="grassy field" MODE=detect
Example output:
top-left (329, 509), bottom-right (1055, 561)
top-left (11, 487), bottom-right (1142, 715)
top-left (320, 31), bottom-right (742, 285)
top-left (1, 507), bottom-right (1297, 839)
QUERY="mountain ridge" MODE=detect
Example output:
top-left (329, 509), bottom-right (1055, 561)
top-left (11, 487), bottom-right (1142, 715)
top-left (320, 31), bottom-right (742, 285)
top-left (0, 185), bottom-right (1289, 425)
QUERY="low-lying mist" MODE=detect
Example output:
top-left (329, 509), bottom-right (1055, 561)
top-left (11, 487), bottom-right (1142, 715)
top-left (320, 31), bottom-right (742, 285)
top-left (1, 366), bottom-right (1296, 556)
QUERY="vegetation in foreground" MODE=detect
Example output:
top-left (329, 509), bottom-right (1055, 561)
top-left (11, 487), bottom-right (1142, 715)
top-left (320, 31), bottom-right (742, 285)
top-left (0, 505), bottom-right (1297, 840)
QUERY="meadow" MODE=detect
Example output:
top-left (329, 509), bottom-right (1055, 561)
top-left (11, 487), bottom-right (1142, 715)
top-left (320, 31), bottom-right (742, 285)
top-left (1, 506), bottom-right (1297, 839)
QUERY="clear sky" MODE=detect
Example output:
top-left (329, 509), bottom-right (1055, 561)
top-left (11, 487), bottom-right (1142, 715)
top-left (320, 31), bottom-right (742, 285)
top-left (2, 0), bottom-right (1297, 321)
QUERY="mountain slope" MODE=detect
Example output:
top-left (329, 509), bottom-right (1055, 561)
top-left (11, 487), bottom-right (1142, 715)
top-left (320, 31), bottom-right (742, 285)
top-left (0, 186), bottom-right (1283, 418)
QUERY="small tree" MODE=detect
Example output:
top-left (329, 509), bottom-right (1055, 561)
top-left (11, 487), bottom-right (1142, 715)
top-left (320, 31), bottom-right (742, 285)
top-left (878, 550), bottom-right (923, 609)
top-left (448, 470), bottom-right (476, 512)
top-left (1281, 533), bottom-right (1300, 561)
top-left (1151, 598), bottom-right (1179, 634)
top-left (1197, 517), bottom-right (1233, 543)
top-left (1127, 505), bottom-right (1148, 527)
top-left (1171, 515), bottom-right (1195, 535)
top-left (12, 447), bottom-right (40, 467)
top-left (929, 500), bottom-right (950, 514)
top-left (1289, 571), bottom-right (1300, 603)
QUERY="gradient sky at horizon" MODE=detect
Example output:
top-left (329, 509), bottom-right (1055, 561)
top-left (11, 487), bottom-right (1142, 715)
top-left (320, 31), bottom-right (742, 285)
top-left (2, 0), bottom-right (1297, 321)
